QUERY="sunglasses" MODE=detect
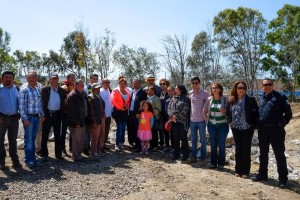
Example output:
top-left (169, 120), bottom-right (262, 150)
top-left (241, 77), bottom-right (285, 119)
top-left (160, 83), bottom-right (166, 86)
top-left (191, 82), bottom-right (199, 85)
top-left (237, 87), bottom-right (246, 90)
top-left (262, 83), bottom-right (273, 87)
top-left (104, 82), bottom-right (110, 84)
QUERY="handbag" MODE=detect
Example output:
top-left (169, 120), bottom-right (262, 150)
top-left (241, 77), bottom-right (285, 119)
top-left (164, 120), bottom-right (171, 132)
top-left (111, 89), bottom-right (127, 120)
top-left (111, 107), bottom-right (117, 119)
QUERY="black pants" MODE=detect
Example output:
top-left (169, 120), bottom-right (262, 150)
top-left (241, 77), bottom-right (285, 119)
top-left (127, 112), bottom-right (140, 148)
top-left (232, 127), bottom-right (254, 175)
top-left (41, 111), bottom-right (62, 158)
top-left (0, 115), bottom-right (19, 163)
top-left (158, 129), bottom-right (165, 147)
top-left (61, 113), bottom-right (72, 151)
top-left (105, 117), bottom-right (111, 143)
top-left (171, 122), bottom-right (189, 159)
top-left (150, 129), bottom-right (159, 148)
top-left (258, 126), bottom-right (288, 183)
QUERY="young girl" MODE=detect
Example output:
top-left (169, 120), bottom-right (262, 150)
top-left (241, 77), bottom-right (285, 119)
top-left (137, 101), bottom-right (154, 155)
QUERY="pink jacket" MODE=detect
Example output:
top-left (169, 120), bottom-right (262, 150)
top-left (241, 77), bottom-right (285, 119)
top-left (111, 88), bottom-right (131, 110)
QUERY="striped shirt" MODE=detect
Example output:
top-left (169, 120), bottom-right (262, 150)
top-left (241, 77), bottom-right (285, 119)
top-left (18, 85), bottom-right (44, 121)
top-left (209, 99), bottom-right (227, 126)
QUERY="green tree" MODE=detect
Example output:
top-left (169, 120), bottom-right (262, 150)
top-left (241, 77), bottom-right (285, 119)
top-left (0, 27), bottom-right (15, 73)
top-left (213, 7), bottom-right (267, 93)
top-left (113, 44), bottom-right (159, 84)
top-left (188, 30), bottom-right (223, 88)
top-left (261, 4), bottom-right (300, 100)
top-left (41, 50), bottom-right (67, 77)
top-left (61, 31), bottom-right (90, 80)
top-left (13, 50), bottom-right (42, 75)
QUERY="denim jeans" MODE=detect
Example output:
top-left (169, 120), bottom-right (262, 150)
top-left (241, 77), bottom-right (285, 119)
top-left (23, 116), bottom-right (40, 164)
top-left (190, 121), bottom-right (206, 159)
top-left (116, 120), bottom-right (126, 146)
top-left (207, 123), bottom-right (229, 166)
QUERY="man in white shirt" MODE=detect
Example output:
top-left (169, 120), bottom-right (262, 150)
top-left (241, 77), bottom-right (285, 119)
top-left (100, 78), bottom-right (113, 148)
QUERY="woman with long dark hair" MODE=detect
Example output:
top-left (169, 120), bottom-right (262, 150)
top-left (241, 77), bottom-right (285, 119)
top-left (168, 85), bottom-right (190, 162)
top-left (227, 81), bottom-right (258, 178)
top-left (203, 82), bottom-right (229, 169)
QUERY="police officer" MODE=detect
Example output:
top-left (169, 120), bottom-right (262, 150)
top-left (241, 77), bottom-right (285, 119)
top-left (251, 78), bottom-right (292, 189)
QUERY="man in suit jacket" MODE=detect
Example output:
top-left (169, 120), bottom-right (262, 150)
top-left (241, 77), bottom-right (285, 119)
top-left (40, 73), bottom-right (66, 161)
top-left (127, 78), bottom-right (147, 152)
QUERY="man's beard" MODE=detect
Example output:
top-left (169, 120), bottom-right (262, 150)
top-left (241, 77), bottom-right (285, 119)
top-left (4, 80), bottom-right (12, 86)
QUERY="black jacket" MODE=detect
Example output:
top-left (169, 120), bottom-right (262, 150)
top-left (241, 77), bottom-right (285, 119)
top-left (41, 85), bottom-right (66, 117)
top-left (227, 95), bottom-right (259, 127)
top-left (130, 88), bottom-right (147, 115)
top-left (258, 90), bottom-right (292, 125)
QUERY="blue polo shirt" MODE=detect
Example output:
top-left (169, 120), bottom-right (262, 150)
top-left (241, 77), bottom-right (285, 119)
top-left (0, 84), bottom-right (19, 115)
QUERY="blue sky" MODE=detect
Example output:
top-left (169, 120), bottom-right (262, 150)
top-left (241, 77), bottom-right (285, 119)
top-left (1, 0), bottom-right (299, 55)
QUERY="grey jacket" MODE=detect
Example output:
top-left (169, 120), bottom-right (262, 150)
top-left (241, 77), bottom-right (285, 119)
top-left (167, 95), bottom-right (190, 130)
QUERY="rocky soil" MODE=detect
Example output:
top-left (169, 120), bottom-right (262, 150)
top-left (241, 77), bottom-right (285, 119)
top-left (0, 104), bottom-right (300, 200)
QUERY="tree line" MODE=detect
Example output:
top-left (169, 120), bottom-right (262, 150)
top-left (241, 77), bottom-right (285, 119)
top-left (0, 4), bottom-right (299, 99)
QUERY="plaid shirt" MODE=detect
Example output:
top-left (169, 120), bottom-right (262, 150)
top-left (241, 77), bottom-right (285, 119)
top-left (18, 85), bottom-right (44, 121)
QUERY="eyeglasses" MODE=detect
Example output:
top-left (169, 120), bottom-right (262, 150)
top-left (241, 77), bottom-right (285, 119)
top-left (212, 87), bottom-right (219, 89)
top-left (160, 83), bottom-right (166, 86)
top-left (262, 83), bottom-right (273, 87)
top-left (191, 82), bottom-right (199, 85)
top-left (237, 87), bottom-right (246, 90)
top-left (104, 82), bottom-right (110, 84)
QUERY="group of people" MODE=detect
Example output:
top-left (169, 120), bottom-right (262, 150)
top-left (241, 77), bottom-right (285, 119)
top-left (0, 70), bottom-right (292, 189)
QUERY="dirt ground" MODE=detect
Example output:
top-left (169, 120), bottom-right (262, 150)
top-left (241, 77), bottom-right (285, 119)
top-left (0, 104), bottom-right (299, 199)
top-left (124, 103), bottom-right (299, 200)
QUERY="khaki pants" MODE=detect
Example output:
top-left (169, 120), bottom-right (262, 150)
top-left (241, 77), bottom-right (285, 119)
top-left (70, 127), bottom-right (85, 160)
top-left (90, 117), bottom-right (106, 154)
top-left (90, 125), bottom-right (101, 155)
top-left (35, 121), bottom-right (43, 152)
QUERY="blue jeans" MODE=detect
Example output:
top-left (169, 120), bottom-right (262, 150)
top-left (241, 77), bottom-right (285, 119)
top-left (23, 116), bottom-right (40, 164)
top-left (116, 120), bottom-right (126, 146)
top-left (190, 121), bottom-right (206, 159)
top-left (207, 123), bottom-right (229, 166)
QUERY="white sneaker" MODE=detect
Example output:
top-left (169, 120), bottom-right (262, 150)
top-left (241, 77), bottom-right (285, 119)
top-left (115, 145), bottom-right (120, 152)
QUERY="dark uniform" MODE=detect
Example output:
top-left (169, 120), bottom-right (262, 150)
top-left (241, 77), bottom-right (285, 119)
top-left (257, 90), bottom-right (292, 184)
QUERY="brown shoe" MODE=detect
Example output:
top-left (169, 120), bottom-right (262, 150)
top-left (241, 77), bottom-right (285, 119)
top-left (36, 150), bottom-right (42, 157)
top-left (186, 157), bottom-right (197, 164)
top-left (199, 159), bottom-right (206, 166)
